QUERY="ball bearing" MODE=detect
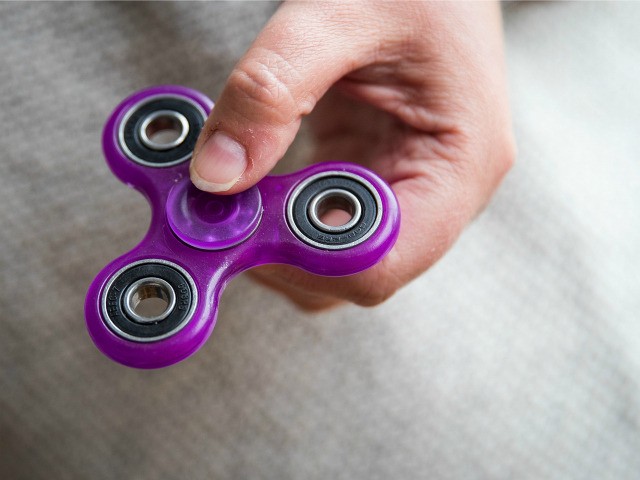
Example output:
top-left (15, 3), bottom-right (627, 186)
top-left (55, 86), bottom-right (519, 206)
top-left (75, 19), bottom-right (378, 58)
top-left (101, 259), bottom-right (197, 342)
top-left (118, 95), bottom-right (206, 167)
top-left (286, 171), bottom-right (383, 250)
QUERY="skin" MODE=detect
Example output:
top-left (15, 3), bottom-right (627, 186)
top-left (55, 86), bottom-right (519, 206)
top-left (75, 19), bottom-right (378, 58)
top-left (190, 1), bottom-right (516, 310)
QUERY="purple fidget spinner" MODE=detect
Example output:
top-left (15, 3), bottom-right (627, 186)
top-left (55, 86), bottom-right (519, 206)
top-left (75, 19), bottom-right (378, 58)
top-left (85, 85), bottom-right (400, 369)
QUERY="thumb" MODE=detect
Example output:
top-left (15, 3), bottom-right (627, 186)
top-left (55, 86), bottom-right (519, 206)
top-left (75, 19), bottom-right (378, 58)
top-left (190, 2), bottom-right (374, 194)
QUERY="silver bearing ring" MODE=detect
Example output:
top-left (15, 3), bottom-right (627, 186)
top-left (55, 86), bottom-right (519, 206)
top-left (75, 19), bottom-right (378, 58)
top-left (286, 171), bottom-right (382, 250)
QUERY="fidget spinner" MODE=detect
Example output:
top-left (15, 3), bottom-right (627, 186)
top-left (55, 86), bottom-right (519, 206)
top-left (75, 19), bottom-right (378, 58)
top-left (85, 86), bottom-right (400, 369)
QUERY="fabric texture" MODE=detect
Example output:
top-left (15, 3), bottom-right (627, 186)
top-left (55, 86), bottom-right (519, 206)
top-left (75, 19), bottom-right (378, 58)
top-left (1, 2), bottom-right (639, 479)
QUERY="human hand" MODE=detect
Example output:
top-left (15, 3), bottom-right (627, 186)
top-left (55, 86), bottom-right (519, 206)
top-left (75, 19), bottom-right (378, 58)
top-left (190, 1), bottom-right (515, 310)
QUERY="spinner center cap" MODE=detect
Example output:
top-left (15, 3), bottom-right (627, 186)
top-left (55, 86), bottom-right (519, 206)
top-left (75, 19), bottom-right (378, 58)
top-left (166, 178), bottom-right (262, 250)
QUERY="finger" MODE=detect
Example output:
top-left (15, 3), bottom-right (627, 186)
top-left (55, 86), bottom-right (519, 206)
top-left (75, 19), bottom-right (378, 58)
top-left (249, 266), bottom-right (345, 312)
top-left (190, 2), bottom-right (384, 194)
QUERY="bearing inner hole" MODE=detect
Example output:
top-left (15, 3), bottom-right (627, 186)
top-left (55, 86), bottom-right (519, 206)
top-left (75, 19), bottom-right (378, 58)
top-left (140, 110), bottom-right (189, 151)
top-left (308, 189), bottom-right (362, 233)
top-left (124, 277), bottom-right (176, 323)
top-left (318, 197), bottom-right (355, 226)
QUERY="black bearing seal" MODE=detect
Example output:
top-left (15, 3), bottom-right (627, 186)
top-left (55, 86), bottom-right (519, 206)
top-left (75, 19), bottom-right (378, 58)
top-left (287, 172), bottom-right (382, 250)
top-left (118, 96), bottom-right (206, 167)
top-left (101, 260), bottom-right (196, 342)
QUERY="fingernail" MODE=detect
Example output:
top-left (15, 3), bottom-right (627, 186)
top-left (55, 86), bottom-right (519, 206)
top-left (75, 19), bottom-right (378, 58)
top-left (191, 131), bottom-right (247, 192)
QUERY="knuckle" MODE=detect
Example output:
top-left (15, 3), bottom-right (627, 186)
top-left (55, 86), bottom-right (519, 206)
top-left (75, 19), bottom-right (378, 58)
top-left (351, 276), bottom-right (398, 307)
top-left (497, 132), bottom-right (517, 177)
top-left (227, 49), bottom-right (310, 124)
top-left (292, 296), bottom-right (343, 313)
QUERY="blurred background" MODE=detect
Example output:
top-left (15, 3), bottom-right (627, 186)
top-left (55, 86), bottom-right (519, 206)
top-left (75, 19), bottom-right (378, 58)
top-left (1, 2), bottom-right (639, 479)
